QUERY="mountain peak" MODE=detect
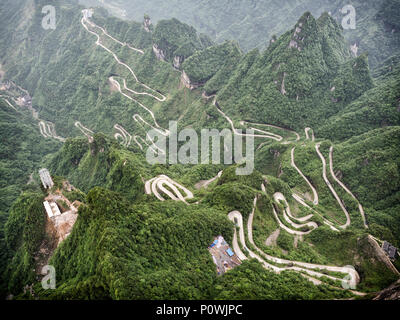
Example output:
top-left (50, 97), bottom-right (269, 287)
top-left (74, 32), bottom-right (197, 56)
top-left (153, 18), bottom-right (212, 63)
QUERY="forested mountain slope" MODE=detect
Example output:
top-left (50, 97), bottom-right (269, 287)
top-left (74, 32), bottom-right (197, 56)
top-left (3, 134), bottom-right (397, 299)
top-left (210, 12), bottom-right (374, 130)
top-left (0, 0), bottom-right (399, 300)
top-left (0, 99), bottom-right (61, 212)
top-left (80, 0), bottom-right (400, 68)
top-left (317, 56), bottom-right (400, 140)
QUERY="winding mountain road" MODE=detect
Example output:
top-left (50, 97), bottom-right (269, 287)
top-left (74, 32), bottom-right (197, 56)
top-left (81, 10), bottom-right (164, 102)
top-left (213, 98), bottom-right (284, 141)
top-left (145, 175), bottom-right (193, 203)
top-left (80, 8), bottom-right (371, 291)
top-left (305, 127), bottom-right (315, 141)
top-left (114, 124), bottom-right (132, 147)
top-left (273, 192), bottom-right (318, 233)
top-left (329, 146), bottom-right (368, 229)
top-left (81, 9), bottom-right (169, 148)
top-left (39, 121), bottom-right (66, 142)
top-left (1, 90), bottom-right (65, 143)
top-left (242, 121), bottom-right (300, 143)
top-left (85, 13), bottom-right (144, 54)
top-left (0, 95), bottom-right (18, 112)
top-left (194, 171), bottom-right (223, 189)
top-left (316, 143), bottom-right (351, 229)
top-left (208, 92), bottom-right (367, 234)
top-left (75, 121), bottom-right (94, 141)
top-left (132, 135), bottom-right (159, 153)
top-left (291, 147), bottom-right (319, 205)
top-left (228, 198), bottom-right (363, 294)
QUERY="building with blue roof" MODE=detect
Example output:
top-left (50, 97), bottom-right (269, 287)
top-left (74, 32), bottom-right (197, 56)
top-left (209, 239), bottom-right (218, 248)
top-left (226, 248), bottom-right (234, 257)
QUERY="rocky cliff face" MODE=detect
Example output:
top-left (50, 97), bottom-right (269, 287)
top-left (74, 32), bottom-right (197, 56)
top-left (374, 279), bottom-right (400, 300)
top-left (173, 55), bottom-right (183, 69)
top-left (153, 44), bottom-right (166, 61)
top-left (180, 70), bottom-right (200, 89)
top-left (288, 23), bottom-right (304, 51)
top-left (143, 16), bottom-right (151, 32)
top-left (350, 43), bottom-right (358, 57)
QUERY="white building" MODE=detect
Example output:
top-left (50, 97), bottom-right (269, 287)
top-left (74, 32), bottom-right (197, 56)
top-left (39, 168), bottom-right (54, 189)
top-left (43, 201), bottom-right (62, 218)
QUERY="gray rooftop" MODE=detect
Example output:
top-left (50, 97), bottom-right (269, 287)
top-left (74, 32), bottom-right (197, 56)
top-left (382, 241), bottom-right (398, 260)
top-left (39, 168), bottom-right (54, 189)
top-left (388, 247), bottom-right (397, 259)
top-left (383, 241), bottom-right (389, 251)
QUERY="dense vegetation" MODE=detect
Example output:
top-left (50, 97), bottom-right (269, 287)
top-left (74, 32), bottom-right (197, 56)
top-left (153, 18), bottom-right (213, 63)
top-left (182, 41), bottom-right (242, 93)
top-left (82, 0), bottom-right (400, 68)
top-left (43, 188), bottom-right (233, 299)
top-left (214, 260), bottom-right (352, 300)
top-left (317, 55), bottom-right (400, 140)
top-left (212, 12), bottom-right (377, 131)
top-left (1, 191), bottom-right (46, 296)
top-left (0, 137), bottom-right (354, 299)
top-left (0, 100), bottom-right (61, 212)
top-left (0, 0), bottom-right (399, 300)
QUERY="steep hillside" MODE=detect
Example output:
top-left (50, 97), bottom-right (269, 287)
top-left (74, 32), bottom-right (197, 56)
top-left (5, 135), bottom-right (397, 299)
top-left (1, 191), bottom-right (47, 296)
top-left (0, 0), bottom-right (181, 138)
top-left (48, 134), bottom-right (146, 201)
top-left (209, 12), bottom-right (373, 130)
top-left (0, 98), bottom-right (61, 212)
top-left (317, 56), bottom-right (400, 140)
top-left (81, 0), bottom-right (400, 68)
top-left (256, 127), bottom-right (400, 245)
top-left (152, 18), bottom-right (213, 64)
top-left (182, 40), bottom-right (242, 93)
top-left (0, 0), bottom-right (399, 300)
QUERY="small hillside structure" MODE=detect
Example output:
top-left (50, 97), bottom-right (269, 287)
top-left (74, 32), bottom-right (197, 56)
top-left (382, 241), bottom-right (398, 260)
top-left (43, 201), bottom-right (61, 218)
top-left (39, 168), bottom-right (54, 189)
top-left (208, 236), bottom-right (241, 275)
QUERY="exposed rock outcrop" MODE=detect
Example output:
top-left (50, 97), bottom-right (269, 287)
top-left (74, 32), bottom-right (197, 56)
top-left (350, 43), bottom-right (358, 57)
top-left (143, 15), bottom-right (151, 32)
top-left (181, 70), bottom-right (202, 90)
top-left (173, 55), bottom-right (183, 69)
top-left (281, 72), bottom-right (287, 95)
top-left (153, 44), bottom-right (165, 61)
top-left (52, 211), bottom-right (78, 245)
top-left (373, 279), bottom-right (400, 300)
top-left (270, 149), bottom-right (281, 159)
top-left (289, 40), bottom-right (299, 49)
top-left (44, 190), bottom-right (80, 246)
top-left (289, 23), bottom-right (303, 51)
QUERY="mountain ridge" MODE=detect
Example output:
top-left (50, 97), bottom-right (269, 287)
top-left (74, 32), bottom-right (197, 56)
top-left (0, 0), bottom-right (399, 300)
